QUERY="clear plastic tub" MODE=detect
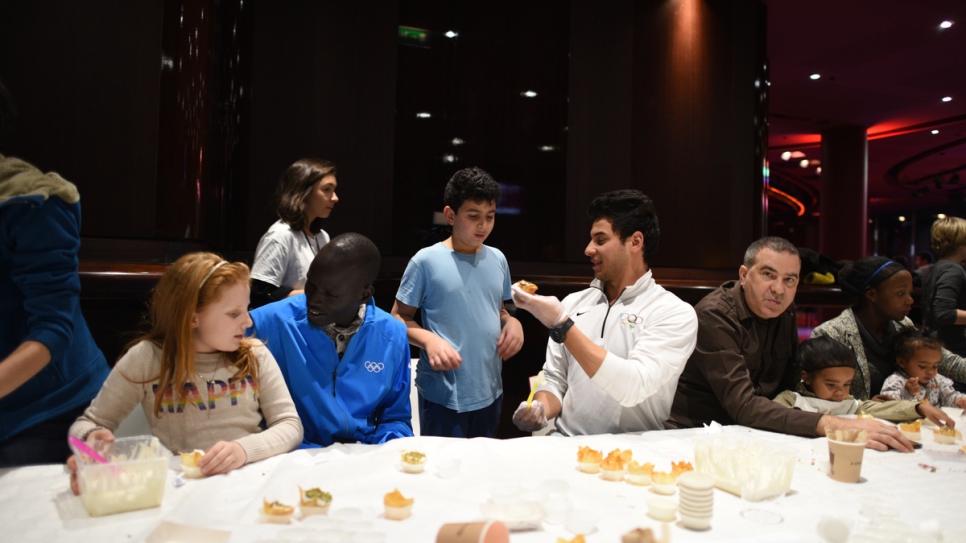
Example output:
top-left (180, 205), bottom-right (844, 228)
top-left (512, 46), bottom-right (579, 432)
top-left (74, 435), bottom-right (171, 517)
top-left (692, 435), bottom-right (796, 497)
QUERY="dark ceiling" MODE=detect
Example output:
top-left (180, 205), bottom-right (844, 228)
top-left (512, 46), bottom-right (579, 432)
top-left (764, 0), bottom-right (966, 215)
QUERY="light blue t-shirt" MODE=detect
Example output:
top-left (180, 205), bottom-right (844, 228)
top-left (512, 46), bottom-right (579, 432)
top-left (396, 242), bottom-right (512, 412)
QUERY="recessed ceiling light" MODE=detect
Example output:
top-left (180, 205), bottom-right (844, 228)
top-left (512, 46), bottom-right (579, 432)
top-left (521, 90), bottom-right (537, 98)
top-left (942, 96), bottom-right (952, 102)
top-left (445, 30), bottom-right (458, 38)
top-left (780, 151), bottom-right (791, 161)
top-left (816, 167), bottom-right (822, 174)
top-left (940, 20), bottom-right (953, 29)
top-left (938, 213), bottom-right (947, 219)
top-left (799, 159), bottom-right (809, 168)
top-left (898, 216), bottom-right (906, 222)
top-left (932, 129), bottom-right (940, 134)
top-left (416, 112), bottom-right (431, 119)
top-left (809, 73), bottom-right (820, 80)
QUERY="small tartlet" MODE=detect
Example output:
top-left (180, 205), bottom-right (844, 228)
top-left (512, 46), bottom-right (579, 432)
top-left (261, 499), bottom-right (296, 524)
top-left (899, 419), bottom-right (922, 441)
top-left (626, 461), bottom-right (655, 486)
top-left (577, 446), bottom-right (603, 474)
top-left (933, 424), bottom-right (962, 445)
top-left (180, 449), bottom-right (205, 478)
top-left (384, 489), bottom-right (414, 520)
top-left (299, 486), bottom-right (333, 516)
top-left (650, 470), bottom-right (678, 495)
top-left (514, 280), bottom-right (538, 295)
top-left (600, 448), bottom-right (632, 481)
top-left (401, 450), bottom-right (427, 473)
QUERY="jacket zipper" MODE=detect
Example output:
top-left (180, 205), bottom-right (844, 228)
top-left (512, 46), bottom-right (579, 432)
top-left (600, 288), bottom-right (626, 338)
top-left (332, 370), bottom-right (337, 397)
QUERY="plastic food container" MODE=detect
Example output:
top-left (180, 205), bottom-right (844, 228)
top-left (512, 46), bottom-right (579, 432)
top-left (693, 435), bottom-right (796, 497)
top-left (74, 435), bottom-right (171, 517)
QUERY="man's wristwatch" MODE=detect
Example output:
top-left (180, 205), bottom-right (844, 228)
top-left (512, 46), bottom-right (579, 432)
top-left (549, 317), bottom-right (575, 343)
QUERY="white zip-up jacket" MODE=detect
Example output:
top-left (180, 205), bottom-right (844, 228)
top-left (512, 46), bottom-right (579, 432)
top-left (537, 270), bottom-right (698, 435)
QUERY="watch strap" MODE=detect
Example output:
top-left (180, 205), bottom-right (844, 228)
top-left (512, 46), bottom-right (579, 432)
top-left (550, 317), bottom-right (574, 343)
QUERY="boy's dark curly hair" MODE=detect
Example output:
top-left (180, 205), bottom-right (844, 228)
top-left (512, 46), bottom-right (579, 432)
top-left (443, 167), bottom-right (501, 211)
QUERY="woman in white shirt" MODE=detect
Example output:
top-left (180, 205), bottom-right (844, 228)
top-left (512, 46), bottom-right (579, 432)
top-left (251, 158), bottom-right (338, 308)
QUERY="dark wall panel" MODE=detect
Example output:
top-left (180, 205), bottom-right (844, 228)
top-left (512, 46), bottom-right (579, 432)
top-left (0, 0), bottom-right (163, 239)
top-left (249, 1), bottom-right (399, 253)
top-left (632, 0), bottom-right (766, 269)
top-left (565, 0), bottom-right (635, 262)
top-left (567, 0), bottom-right (766, 269)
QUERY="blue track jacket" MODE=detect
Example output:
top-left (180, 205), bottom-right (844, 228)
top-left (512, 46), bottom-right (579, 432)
top-left (0, 159), bottom-right (110, 441)
top-left (250, 296), bottom-right (413, 447)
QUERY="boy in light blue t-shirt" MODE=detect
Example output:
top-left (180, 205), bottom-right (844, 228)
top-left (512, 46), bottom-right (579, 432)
top-left (392, 167), bottom-right (524, 437)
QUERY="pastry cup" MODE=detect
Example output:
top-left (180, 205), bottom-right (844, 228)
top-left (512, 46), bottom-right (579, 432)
top-left (626, 473), bottom-right (652, 486)
top-left (181, 465), bottom-right (203, 479)
top-left (934, 432), bottom-right (956, 445)
top-left (899, 430), bottom-right (921, 442)
top-left (401, 460), bottom-right (426, 474)
top-left (578, 461), bottom-right (601, 474)
top-left (260, 511), bottom-right (294, 524)
top-left (300, 503), bottom-right (331, 517)
top-left (601, 468), bottom-right (626, 482)
top-left (385, 504), bottom-right (413, 520)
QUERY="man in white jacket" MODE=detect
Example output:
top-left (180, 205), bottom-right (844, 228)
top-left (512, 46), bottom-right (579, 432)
top-left (511, 190), bottom-right (698, 435)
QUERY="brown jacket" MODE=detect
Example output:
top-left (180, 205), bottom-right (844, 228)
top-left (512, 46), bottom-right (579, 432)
top-left (666, 281), bottom-right (822, 437)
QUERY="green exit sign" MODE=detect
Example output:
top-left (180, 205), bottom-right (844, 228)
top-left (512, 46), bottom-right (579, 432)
top-left (399, 26), bottom-right (431, 48)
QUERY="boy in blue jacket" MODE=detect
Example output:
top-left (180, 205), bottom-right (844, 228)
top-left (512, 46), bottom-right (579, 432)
top-left (250, 232), bottom-right (412, 446)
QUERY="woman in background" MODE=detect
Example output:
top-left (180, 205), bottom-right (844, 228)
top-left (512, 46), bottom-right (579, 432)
top-left (251, 159), bottom-right (338, 308)
top-left (921, 216), bottom-right (966, 357)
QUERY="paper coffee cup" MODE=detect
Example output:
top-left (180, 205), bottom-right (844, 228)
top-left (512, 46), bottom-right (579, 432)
top-left (436, 521), bottom-right (509, 543)
top-left (827, 438), bottom-right (865, 483)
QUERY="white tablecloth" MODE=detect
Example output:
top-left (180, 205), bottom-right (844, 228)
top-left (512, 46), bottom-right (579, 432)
top-left (2, 422), bottom-right (964, 543)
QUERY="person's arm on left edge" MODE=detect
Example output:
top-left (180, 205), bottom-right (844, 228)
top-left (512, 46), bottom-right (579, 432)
top-left (0, 197), bottom-right (80, 399)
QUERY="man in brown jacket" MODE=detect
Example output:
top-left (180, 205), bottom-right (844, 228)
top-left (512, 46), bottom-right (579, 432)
top-left (665, 237), bottom-right (914, 452)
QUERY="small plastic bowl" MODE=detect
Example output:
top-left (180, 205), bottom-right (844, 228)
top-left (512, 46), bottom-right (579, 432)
top-left (435, 458), bottom-right (461, 478)
top-left (564, 510), bottom-right (599, 535)
top-left (647, 498), bottom-right (677, 522)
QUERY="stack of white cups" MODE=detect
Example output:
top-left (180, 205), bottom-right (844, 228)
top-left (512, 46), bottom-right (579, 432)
top-left (677, 471), bottom-right (714, 530)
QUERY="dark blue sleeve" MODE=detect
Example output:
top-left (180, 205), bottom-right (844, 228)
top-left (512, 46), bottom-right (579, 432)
top-left (8, 197), bottom-right (81, 363)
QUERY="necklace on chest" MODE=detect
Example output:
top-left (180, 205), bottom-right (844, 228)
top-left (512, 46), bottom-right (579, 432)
top-left (196, 361), bottom-right (221, 386)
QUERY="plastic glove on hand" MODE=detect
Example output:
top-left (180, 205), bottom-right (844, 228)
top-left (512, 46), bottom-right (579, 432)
top-left (511, 284), bottom-right (566, 328)
top-left (512, 400), bottom-right (548, 432)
